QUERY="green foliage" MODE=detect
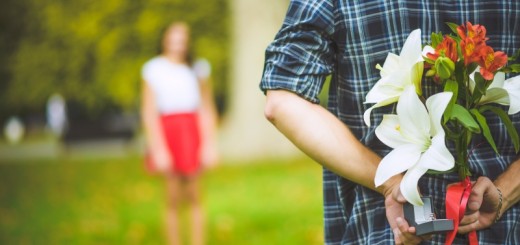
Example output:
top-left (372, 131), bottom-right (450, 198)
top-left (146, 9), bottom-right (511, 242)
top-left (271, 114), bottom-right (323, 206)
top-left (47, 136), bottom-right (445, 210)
top-left (445, 22), bottom-right (460, 36)
top-left (430, 32), bottom-right (443, 48)
top-left (0, 0), bottom-right (230, 119)
top-left (450, 104), bottom-right (480, 133)
top-left (0, 156), bottom-right (323, 244)
top-left (470, 109), bottom-right (498, 154)
top-left (480, 105), bottom-right (520, 153)
top-left (442, 79), bottom-right (458, 123)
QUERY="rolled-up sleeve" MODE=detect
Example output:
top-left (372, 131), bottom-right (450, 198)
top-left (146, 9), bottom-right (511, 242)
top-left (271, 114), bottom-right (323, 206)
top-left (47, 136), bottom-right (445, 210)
top-left (260, 0), bottom-right (335, 104)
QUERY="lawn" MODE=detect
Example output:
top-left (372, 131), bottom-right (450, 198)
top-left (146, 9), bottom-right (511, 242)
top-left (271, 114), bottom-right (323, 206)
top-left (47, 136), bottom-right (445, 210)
top-left (0, 154), bottom-right (323, 244)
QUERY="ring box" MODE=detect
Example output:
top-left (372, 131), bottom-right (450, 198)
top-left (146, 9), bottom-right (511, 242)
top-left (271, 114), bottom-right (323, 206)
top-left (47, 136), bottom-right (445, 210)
top-left (403, 196), bottom-right (454, 236)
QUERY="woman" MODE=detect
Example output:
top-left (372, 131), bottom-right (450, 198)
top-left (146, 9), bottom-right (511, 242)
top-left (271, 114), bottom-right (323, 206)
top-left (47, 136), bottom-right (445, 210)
top-left (141, 22), bottom-right (218, 245)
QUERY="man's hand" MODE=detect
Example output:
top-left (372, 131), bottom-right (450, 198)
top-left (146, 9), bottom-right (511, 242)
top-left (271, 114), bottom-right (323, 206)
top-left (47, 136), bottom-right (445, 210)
top-left (383, 177), bottom-right (430, 245)
top-left (458, 176), bottom-right (501, 234)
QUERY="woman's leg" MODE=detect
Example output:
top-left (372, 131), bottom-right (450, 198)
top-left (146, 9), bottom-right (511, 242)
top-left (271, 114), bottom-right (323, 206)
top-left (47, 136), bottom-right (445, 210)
top-left (165, 174), bottom-right (183, 245)
top-left (184, 175), bottom-right (204, 245)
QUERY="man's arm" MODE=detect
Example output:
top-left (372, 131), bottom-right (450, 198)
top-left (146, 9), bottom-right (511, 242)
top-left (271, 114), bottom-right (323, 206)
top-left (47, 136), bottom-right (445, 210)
top-left (264, 89), bottom-right (397, 195)
top-left (265, 89), bottom-right (429, 244)
top-left (459, 158), bottom-right (520, 233)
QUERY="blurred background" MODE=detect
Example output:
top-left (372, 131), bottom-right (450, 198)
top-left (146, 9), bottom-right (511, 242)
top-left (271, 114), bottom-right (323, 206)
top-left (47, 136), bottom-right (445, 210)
top-left (0, 0), bottom-right (325, 244)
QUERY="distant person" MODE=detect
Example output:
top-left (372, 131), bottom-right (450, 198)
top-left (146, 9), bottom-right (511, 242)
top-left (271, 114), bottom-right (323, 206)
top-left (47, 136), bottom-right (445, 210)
top-left (141, 22), bottom-right (218, 245)
top-left (46, 93), bottom-right (68, 137)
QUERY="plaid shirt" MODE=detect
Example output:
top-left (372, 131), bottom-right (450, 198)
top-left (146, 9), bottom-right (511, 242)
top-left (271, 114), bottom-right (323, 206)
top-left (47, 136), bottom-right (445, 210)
top-left (260, 1), bottom-right (520, 244)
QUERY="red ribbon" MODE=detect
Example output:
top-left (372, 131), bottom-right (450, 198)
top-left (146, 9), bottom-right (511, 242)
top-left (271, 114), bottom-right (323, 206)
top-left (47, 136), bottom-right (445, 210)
top-left (445, 177), bottom-right (478, 245)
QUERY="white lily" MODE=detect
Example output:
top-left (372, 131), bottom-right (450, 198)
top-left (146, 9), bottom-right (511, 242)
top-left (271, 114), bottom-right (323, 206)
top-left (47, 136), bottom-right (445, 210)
top-left (470, 70), bottom-right (520, 114)
top-left (374, 86), bottom-right (454, 206)
top-left (364, 29), bottom-right (424, 126)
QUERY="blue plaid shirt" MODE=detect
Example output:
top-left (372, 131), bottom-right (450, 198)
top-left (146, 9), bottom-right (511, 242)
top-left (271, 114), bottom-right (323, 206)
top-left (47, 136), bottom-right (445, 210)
top-left (260, 1), bottom-right (520, 244)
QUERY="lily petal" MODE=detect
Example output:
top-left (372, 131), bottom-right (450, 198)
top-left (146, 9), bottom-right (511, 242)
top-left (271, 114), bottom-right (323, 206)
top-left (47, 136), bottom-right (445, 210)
top-left (374, 144), bottom-right (422, 187)
top-left (480, 87), bottom-right (509, 105)
top-left (416, 134), bottom-right (454, 171)
top-left (396, 86), bottom-right (430, 146)
top-left (399, 29), bottom-right (423, 67)
top-left (425, 91), bottom-right (453, 136)
top-left (365, 75), bottom-right (406, 104)
top-left (488, 72), bottom-right (506, 89)
top-left (411, 61), bottom-right (424, 96)
top-left (375, 115), bottom-right (410, 148)
top-left (380, 53), bottom-right (401, 77)
top-left (400, 165), bottom-right (428, 206)
top-left (422, 45), bottom-right (434, 57)
top-left (503, 75), bottom-right (520, 114)
top-left (363, 96), bottom-right (399, 126)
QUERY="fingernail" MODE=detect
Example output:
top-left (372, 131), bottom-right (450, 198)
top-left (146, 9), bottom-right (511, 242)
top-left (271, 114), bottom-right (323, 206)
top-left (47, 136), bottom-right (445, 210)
top-left (396, 217), bottom-right (403, 224)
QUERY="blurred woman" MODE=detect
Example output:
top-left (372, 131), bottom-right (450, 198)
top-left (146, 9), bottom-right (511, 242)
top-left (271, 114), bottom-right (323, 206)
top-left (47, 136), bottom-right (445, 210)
top-left (141, 22), bottom-right (218, 245)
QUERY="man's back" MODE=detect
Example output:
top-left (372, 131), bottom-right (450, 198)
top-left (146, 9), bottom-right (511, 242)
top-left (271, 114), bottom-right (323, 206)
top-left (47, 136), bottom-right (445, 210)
top-left (261, 0), bottom-right (520, 244)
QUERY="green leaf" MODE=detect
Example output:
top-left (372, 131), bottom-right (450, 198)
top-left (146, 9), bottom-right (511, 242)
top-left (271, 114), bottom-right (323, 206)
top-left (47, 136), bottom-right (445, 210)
top-left (508, 47), bottom-right (520, 61)
top-left (480, 105), bottom-right (520, 153)
top-left (501, 64), bottom-right (520, 74)
top-left (455, 60), bottom-right (466, 84)
top-left (450, 104), bottom-right (481, 133)
top-left (426, 168), bottom-right (456, 175)
top-left (466, 62), bottom-right (479, 75)
top-left (446, 22), bottom-right (460, 36)
top-left (474, 72), bottom-right (488, 95)
top-left (431, 32), bottom-right (443, 48)
top-left (443, 79), bottom-right (458, 123)
top-left (470, 109), bottom-right (499, 154)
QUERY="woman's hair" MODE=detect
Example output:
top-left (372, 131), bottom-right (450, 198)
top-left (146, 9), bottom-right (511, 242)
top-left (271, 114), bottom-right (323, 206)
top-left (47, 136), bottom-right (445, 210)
top-left (157, 21), bottom-right (194, 64)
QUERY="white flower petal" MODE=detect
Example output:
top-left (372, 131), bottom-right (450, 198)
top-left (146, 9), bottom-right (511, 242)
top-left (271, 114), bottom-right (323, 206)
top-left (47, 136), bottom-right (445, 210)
top-left (363, 97), bottom-right (399, 126)
top-left (374, 144), bottom-right (422, 187)
top-left (400, 165), bottom-right (428, 206)
top-left (416, 134), bottom-right (454, 171)
top-left (488, 72), bottom-right (506, 89)
top-left (396, 86), bottom-right (430, 145)
top-left (375, 114), bottom-right (410, 148)
top-left (399, 29), bottom-right (423, 67)
top-left (480, 87), bottom-right (509, 105)
top-left (503, 75), bottom-right (520, 114)
top-left (380, 53), bottom-right (401, 77)
top-left (422, 45), bottom-right (434, 57)
top-left (365, 77), bottom-right (405, 103)
top-left (425, 92), bottom-right (452, 136)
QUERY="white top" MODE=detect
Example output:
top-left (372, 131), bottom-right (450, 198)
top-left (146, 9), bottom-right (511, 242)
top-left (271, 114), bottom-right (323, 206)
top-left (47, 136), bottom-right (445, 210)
top-left (142, 57), bottom-right (210, 115)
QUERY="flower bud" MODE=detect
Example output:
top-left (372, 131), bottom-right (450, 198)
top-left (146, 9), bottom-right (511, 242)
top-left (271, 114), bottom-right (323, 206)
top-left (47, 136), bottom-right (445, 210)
top-left (435, 57), bottom-right (455, 79)
top-left (425, 68), bottom-right (436, 77)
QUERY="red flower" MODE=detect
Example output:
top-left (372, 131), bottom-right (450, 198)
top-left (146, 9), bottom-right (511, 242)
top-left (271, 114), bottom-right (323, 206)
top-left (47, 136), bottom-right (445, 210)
top-left (457, 21), bottom-right (488, 45)
top-left (457, 22), bottom-right (489, 66)
top-left (478, 46), bottom-right (508, 80)
top-left (426, 36), bottom-right (458, 62)
top-left (460, 37), bottom-right (481, 65)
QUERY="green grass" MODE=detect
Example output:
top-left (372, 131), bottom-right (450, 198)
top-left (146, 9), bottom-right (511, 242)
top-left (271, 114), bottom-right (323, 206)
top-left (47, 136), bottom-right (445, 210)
top-left (0, 155), bottom-right (323, 244)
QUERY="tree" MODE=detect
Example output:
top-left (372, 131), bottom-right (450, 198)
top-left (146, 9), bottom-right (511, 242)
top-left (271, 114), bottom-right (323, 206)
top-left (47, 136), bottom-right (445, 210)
top-left (0, 0), bottom-right (230, 122)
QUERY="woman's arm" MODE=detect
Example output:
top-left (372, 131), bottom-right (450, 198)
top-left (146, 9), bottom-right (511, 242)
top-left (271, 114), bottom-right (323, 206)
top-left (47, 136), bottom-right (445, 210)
top-left (198, 78), bottom-right (219, 168)
top-left (141, 81), bottom-right (171, 170)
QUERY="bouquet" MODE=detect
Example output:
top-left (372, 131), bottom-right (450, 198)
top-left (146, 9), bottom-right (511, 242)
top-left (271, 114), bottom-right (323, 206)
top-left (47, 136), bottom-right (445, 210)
top-left (364, 22), bottom-right (520, 242)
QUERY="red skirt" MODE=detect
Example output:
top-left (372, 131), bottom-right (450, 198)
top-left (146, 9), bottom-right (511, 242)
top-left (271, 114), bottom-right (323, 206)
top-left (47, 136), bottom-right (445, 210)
top-left (146, 112), bottom-right (201, 176)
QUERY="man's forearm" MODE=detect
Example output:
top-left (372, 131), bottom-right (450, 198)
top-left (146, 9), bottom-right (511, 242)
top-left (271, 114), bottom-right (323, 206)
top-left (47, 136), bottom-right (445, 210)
top-left (264, 90), bottom-right (399, 196)
top-left (494, 158), bottom-right (520, 213)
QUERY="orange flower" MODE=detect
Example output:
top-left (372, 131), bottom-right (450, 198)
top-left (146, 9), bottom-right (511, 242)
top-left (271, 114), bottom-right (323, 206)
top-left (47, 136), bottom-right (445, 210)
top-left (478, 46), bottom-right (508, 80)
top-left (457, 22), bottom-right (489, 66)
top-left (460, 38), bottom-right (481, 65)
top-left (457, 21), bottom-right (488, 45)
top-left (426, 36), bottom-right (458, 62)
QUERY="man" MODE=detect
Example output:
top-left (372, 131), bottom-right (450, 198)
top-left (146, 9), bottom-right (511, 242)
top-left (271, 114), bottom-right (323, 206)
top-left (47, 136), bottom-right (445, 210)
top-left (260, 1), bottom-right (520, 244)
